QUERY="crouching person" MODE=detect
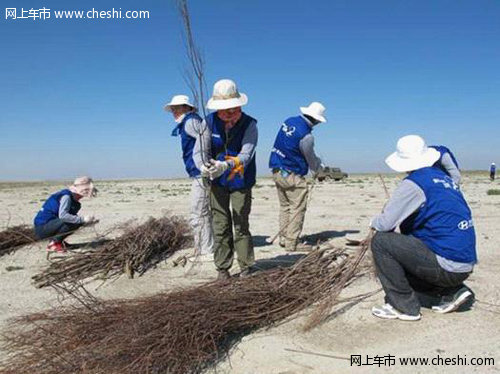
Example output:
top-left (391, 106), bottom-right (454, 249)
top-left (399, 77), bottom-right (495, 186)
top-left (370, 135), bottom-right (477, 321)
top-left (34, 177), bottom-right (98, 253)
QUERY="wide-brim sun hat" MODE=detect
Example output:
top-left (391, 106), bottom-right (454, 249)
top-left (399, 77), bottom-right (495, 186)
top-left (70, 176), bottom-right (97, 198)
top-left (206, 79), bottom-right (248, 110)
top-left (164, 95), bottom-right (196, 112)
top-left (300, 102), bottom-right (327, 123)
top-left (385, 135), bottom-right (440, 172)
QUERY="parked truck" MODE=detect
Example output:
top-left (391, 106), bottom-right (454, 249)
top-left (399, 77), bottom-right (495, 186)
top-left (315, 166), bottom-right (348, 182)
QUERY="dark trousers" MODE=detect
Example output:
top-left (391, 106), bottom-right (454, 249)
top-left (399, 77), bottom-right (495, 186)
top-left (371, 232), bottom-right (471, 315)
top-left (34, 219), bottom-right (83, 242)
top-left (210, 185), bottom-right (254, 271)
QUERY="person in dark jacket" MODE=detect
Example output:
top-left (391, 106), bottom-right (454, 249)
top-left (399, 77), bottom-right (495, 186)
top-left (369, 135), bottom-right (476, 321)
top-left (204, 79), bottom-right (258, 280)
top-left (33, 176), bottom-right (98, 252)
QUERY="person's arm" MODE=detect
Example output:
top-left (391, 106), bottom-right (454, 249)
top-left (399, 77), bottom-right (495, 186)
top-left (370, 179), bottom-right (426, 232)
top-left (299, 134), bottom-right (322, 173)
top-left (184, 117), bottom-right (211, 169)
top-left (58, 195), bottom-right (84, 224)
top-left (441, 152), bottom-right (461, 185)
top-left (227, 120), bottom-right (258, 169)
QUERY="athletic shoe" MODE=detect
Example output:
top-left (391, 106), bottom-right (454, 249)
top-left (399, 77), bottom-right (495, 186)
top-left (238, 267), bottom-right (255, 278)
top-left (217, 269), bottom-right (230, 281)
top-left (46, 241), bottom-right (66, 253)
top-left (432, 286), bottom-right (473, 314)
top-left (371, 303), bottom-right (421, 321)
top-left (61, 241), bottom-right (75, 249)
top-left (286, 243), bottom-right (314, 252)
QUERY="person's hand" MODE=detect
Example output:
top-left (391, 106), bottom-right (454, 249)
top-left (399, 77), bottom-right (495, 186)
top-left (82, 215), bottom-right (96, 224)
top-left (208, 160), bottom-right (229, 179)
top-left (360, 228), bottom-right (376, 247)
top-left (200, 164), bottom-right (211, 178)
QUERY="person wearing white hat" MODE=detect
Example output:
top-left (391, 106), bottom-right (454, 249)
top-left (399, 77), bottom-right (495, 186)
top-left (203, 79), bottom-right (258, 280)
top-left (268, 102), bottom-right (327, 251)
top-left (369, 135), bottom-right (477, 321)
top-left (490, 162), bottom-right (496, 181)
top-left (164, 94), bottom-right (214, 255)
top-left (33, 176), bottom-right (98, 253)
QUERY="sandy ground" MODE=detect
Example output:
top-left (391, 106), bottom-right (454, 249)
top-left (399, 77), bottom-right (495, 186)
top-left (0, 173), bottom-right (499, 373)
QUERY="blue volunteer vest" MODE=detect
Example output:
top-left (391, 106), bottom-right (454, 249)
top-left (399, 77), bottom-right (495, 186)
top-left (430, 145), bottom-right (460, 174)
top-left (491, 165), bottom-right (496, 173)
top-left (171, 112), bottom-right (202, 178)
top-left (401, 167), bottom-right (477, 263)
top-left (206, 112), bottom-right (257, 190)
top-left (269, 116), bottom-right (312, 176)
top-left (34, 189), bottom-right (81, 226)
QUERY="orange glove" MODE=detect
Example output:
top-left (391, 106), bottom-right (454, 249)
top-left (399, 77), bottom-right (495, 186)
top-left (224, 156), bottom-right (244, 181)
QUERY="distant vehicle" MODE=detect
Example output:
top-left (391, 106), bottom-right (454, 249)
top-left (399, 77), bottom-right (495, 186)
top-left (316, 166), bottom-right (348, 181)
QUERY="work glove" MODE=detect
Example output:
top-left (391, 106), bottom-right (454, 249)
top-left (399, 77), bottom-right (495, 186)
top-left (200, 164), bottom-right (211, 178)
top-left (208, 160), bottom-right (229, 180)
top-left (82, 215), bottom-right (96, 225)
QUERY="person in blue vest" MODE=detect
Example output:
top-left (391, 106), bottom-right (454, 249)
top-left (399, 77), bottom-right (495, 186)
top-left (268, 102), bottom-right (326, 252)
top-left (164, 94), bottom-right (214, 255)
top-left (34, 176), bottom-right (98, 253)
top-left (429, 145), bottom-right (461, 185)
top-left (369, 135), bottom-right (477, 321)
top-left (490, 162), bottom-right (496, 181)
top-left (203, 79), bottom-right (258, 280)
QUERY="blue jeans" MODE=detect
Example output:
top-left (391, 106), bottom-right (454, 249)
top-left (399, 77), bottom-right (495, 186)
top-left (34, 219), bottom-right (83, 242)
top-left (371, 232), bottom-right (471, 315)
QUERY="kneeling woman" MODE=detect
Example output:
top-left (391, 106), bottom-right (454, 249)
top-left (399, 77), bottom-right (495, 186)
top-left (34, 176), bottom-right (98, 252)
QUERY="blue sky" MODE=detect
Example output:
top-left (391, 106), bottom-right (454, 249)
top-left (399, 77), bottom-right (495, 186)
top-left (0, 0), bottom-right (499, 180)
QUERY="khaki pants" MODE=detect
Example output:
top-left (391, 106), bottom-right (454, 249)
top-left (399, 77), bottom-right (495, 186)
top-left (190, 178), bottom-right (214, 255)
top-left (211, 184), bottom-right (254, 271)
top-left (273, 172), bottom-right (309, 251)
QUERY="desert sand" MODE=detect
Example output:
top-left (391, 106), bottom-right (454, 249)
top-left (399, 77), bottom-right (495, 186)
top-left (0, 173), bottom-right (499, 373)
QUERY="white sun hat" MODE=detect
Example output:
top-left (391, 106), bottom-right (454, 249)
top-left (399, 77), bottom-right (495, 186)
top-left (385, 135), bottom-right (441, 172)
top-left (164, 95), bottom-right (196, 112)
top-left (300, 102), bottom-right (327, 123)
top-left (206, 79), bottom-right (248, 110)
top-left (69, 176), bottom-right (97, 198)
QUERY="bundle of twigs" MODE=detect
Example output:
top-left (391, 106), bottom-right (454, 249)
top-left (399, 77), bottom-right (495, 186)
top-left (0, 225), bottom-right (37, 257)
top-left (32, 216), bottom-right (192, 288)
top-left (1, 244), bottom-right (368, 374)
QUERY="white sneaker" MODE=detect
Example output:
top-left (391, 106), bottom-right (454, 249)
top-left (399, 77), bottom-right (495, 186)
top-left (432, 287), bottom-right (473, 314)
top-left (372, 303), bottom-right (421, 321)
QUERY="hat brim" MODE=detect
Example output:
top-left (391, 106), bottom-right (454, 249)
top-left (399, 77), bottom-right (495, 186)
top-left (70, 183), bottom-right (96, 198)
top-left (300, 107), bottom-right (327, 123)
top-left (206, 93), bottom-right (248, 110)
top-left (163, 103), bottom-right (197, 112)
top-left (385, 147), bottom-right (441, 172)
